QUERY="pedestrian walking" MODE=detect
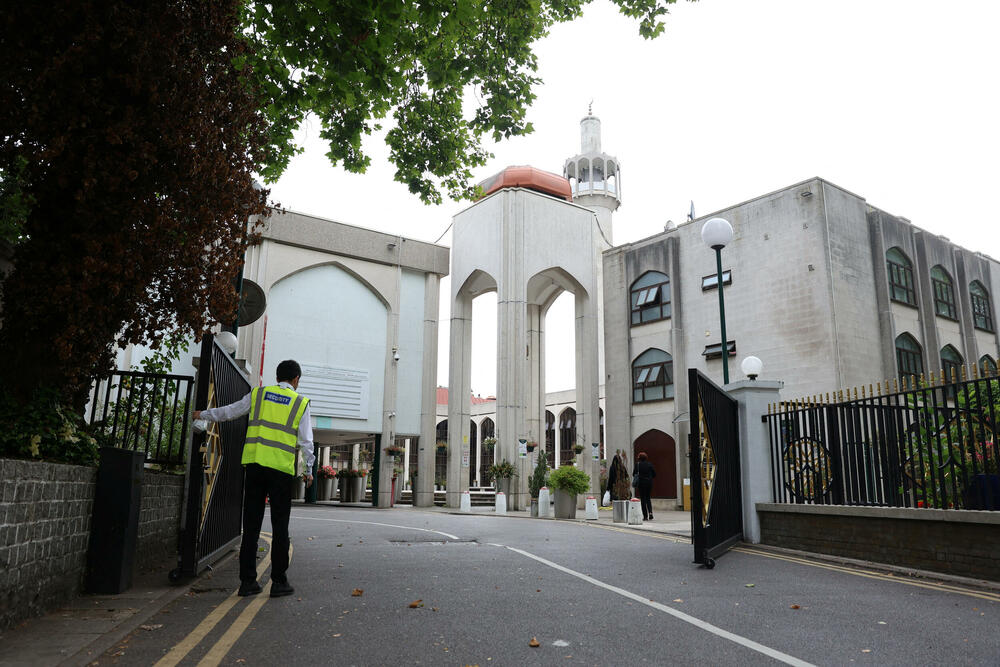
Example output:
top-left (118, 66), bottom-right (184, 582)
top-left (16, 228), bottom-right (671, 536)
top-left (633, 451), bottom-right (656, 520)
top-left (194, 359), bottom-right (314, 598)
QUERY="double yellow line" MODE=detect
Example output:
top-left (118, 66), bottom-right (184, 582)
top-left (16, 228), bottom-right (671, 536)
top-left (156, 534), bottom-right (293, 667)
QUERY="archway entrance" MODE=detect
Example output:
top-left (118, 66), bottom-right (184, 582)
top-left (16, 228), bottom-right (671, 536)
top-left (634, 429), bottom-right (676, 498)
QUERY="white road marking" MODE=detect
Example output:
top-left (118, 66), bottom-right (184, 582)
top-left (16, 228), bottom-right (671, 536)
top-left (500, 544), bottom-right (815, 667)
top-left (292, 515), bottom-right (460, 541)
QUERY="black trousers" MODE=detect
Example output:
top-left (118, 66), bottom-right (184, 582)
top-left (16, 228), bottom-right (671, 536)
top-left (637, 481), bottom-right (653, 519)
top-left (241, 463), bottom-right (293, 584)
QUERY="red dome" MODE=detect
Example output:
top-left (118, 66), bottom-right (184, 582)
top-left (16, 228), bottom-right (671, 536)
top-left (477, 166), bottom-right (572, 202)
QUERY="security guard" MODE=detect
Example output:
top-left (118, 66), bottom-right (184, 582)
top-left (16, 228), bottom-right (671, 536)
top-left (195, 359), bottom-right (314, 597)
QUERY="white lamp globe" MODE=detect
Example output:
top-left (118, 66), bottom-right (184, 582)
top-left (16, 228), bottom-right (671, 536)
top-left (741, 355), bottom-right (763, 380)
top-left (216, 331), bottom-right (238, 355)
top-left (701, 217), bottom-right (734, 249)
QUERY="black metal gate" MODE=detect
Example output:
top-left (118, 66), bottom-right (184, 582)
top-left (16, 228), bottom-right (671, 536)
top-left (174, 334), bottom-right (250, 579)
top-left (689, 369), bottom-right (742, 568)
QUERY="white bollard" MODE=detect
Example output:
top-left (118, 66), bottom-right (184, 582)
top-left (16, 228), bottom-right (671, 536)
top-left (495, 491), bottom-right (507, 514)
top-left (585, 495), bottom-right (599, 520)
top-left (627, 498), bottom-right (643, 525)
top-left (460, 490), bottom-right (471, 512)
top-left (538, 487), bottom-right (553, 518)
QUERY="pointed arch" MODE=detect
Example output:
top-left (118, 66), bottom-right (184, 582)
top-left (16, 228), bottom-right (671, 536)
top-left (633, 429), bottom-right (676, 499)
top-left (632, 348), bottom-right (674, 402)
top-left (895, 333), bottom-right (923, 381)
top-left (970, 280), bottom-right (994, 331)
top-left (931, 265), bottom-right (957, 319)
top-left (630, 271), bottom-right (671, 325)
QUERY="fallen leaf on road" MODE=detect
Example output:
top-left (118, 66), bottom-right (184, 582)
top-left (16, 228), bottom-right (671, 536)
top-left (235, 660), bottom-right (246, 664)
top-left (861, 649), bottom-right (871, 653)
top-left (337, 544), bottom-right (343, 547)
top-left (789, 604), bottom-right (800, 610)
top-left (877, 621), bottom-right (887, 625)
top-left (332, 634), bottom-right (341, 638)
top-left (673, 599), bottom-right (683, 603)
top-left (431, 607), bottom-right (438, 612)
top-left (139, 624), bottom-right (163, 631)
top-left (745, 583), bottom-right (755, 588)
top-left (352, 589), bottom-right (364, 597)
top-left (529, 638), bottom-right (540, 647)
top-left (409, 600), bottom-right (423, 608)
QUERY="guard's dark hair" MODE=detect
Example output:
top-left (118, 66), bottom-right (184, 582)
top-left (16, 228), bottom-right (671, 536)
top-left (275, 359), bottom-right (301, 383)
top-left (637, 451), bottom-right (648, 461)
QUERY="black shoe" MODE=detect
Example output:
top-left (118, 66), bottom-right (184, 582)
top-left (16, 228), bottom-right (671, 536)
top-left (238, 581), bottom-right (262, 597)
top-left (270, 580), bottom-right (295, 598)
top-left (648, 514), bottom-right (653, 520)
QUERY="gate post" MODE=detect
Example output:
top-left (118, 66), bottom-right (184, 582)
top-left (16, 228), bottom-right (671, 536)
top-left (727, 379), bottom-right (782, 544)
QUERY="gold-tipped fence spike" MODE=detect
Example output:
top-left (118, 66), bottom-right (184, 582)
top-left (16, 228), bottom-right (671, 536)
top-left (960, 365), bottom-right (966, 381)
top-left (973, 363), bottom-right (980, 380)
top-left (893, 378), bottom-right (899, 393)
top-left (861, 385), bottom-right (866, 399)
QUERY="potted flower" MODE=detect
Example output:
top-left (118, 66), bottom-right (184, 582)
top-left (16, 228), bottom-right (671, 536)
top-left (573, 443), bottom-right (585, 455)
top-left (528, 453), bottom-right (549, 517)
top-left (319, 465), bottom-right (337, 501)
top-left (488, 459), bottom-right (517, 498)
top-left (436, 441), bottom-right (448, 454)
top-left (359, 448), bottom-right (374, 464)
top-left (548, 464), bottom-right (590, 519)
top-left (385, 444), bottom-right (404, 460)
top-left (482, 436), bottom-right (496, 454)
top-left (526, 440), bottom-right (537, 453)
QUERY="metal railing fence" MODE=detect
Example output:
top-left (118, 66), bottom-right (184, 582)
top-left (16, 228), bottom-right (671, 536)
top-left (766, 370), bottom-right (999, 511)
top-left (88, 370), bottom-right (195, 466)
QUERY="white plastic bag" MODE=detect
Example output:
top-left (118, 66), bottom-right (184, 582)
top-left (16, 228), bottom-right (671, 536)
top-left (602, 490), bottom-right (611, 506)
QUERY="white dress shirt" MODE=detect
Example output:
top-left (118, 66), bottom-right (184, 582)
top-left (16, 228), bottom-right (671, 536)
top-left (199, 381), bottom-right (315, 473)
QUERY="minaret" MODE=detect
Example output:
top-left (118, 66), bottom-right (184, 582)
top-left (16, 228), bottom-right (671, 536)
top-left (563, 106), bottom-right (622, 247)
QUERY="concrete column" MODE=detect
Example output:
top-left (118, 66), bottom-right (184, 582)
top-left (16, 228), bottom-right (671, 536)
top-left (575, 290), bottom-right (602, 502)
top-left (726, 379), bottom-right (782, 544)
top-left (447, 292), bottom-right (473, 508)
top-left (416, 273), bottom-right (441, 507)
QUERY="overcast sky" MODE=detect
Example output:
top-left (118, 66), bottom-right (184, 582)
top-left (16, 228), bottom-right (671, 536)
top-left (266, 0), bottom-right (1000, 397)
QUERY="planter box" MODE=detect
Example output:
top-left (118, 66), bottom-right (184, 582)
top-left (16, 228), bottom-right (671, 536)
top-left (352, 476), bottom-right (365, 502)
top-left (554, 489), bottom-right (577, 519)
top-left (339, 479), bottom-right (349, 502)
top-left (530, 498), bottom-right (539, 517)
top-left (295, 478), bottom-right (306, 500)
top-left (320, 477), bottom-right (333, 500)
top-left (495, 478), bottom-right (512, 498)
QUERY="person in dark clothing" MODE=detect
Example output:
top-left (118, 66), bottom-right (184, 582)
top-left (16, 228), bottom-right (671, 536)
top-left (633, 451), bottom-right (656, 520)
top-left (607, 450), bottom-right (631, 501)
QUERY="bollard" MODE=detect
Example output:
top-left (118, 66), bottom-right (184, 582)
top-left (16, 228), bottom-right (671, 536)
top-left (460, 490), bottom-right (471, 512)
top-left (627, 498), bottom-right (643, 525)
top-left (495, 491), bottom-right (507, 514)
top-left (585, 495), bottom-right (599, 520)
top-left (537, 487), bottom-right (553, 518)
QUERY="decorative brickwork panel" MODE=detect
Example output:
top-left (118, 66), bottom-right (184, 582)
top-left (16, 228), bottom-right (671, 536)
top-left (759, 507), bottom-right (1000, 583)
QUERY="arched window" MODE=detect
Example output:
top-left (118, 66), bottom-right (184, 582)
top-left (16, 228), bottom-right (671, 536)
top-left (931, 266), bottom-right (957, 319)
top-left (545, 411), bottom-right (556, 469)
top-left (559, 408), bottom-right (576, 464)
top-left (940, 345), bottom-right (963, 383)
top-left (980, 355), bottom-right (998, 376)
top-left (895, 333), bottom-right (923, 382)
top-left (970, 281), bottom-right (994, 332)
top-left (630, 271), bottom-right (671, 325)
top-left (632, 348), bottom-right (674, 403)
top-left (886, 248), bottom-right (916, 306)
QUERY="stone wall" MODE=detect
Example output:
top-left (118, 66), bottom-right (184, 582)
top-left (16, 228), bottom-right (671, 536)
top-left (0, 458), bottom-right (186, 630)
top-left (758, 503), bottom-right (1000, 582)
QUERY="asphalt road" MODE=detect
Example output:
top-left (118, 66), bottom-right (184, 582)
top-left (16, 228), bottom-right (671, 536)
top-left (94, 505), bottom-right (999, 666)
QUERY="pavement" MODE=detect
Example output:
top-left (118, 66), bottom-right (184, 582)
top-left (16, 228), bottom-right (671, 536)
top-left (2, 502), bottom-right (995, 666)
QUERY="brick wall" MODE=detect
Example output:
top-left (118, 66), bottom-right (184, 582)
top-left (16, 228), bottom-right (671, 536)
top-left (758, 503), bottom-right (1000, 582)
top-left (0, 458), bottom-right (186, 630)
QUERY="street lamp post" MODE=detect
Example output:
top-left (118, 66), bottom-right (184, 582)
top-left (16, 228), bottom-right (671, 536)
top-left (701, 217), bottom-right (734, 384)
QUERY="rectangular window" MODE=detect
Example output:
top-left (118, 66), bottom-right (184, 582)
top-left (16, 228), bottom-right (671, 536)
top-left (635, 367), bottom-right (650, 384)
top-left (887, 262), bottom-right (916, 306)
top-left (702, 270), bottom-right (732, 291)
top-left (932, 279), bottom-right (957, 319)
top-left (972, 293), bottom-right (994, 331)
top-left (703, 341), bottom-right (736, 359)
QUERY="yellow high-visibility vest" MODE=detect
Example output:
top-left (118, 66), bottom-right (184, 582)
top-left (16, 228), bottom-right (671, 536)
top-left (243, 385), bottom-right (309, 475)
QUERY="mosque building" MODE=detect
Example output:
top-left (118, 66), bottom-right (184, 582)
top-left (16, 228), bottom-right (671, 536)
top-left (124, 113), bottom-right (1000, 512)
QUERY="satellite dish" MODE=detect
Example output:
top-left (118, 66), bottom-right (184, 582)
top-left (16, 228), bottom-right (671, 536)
top-left (238, 279), bottom-right (266, 326)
